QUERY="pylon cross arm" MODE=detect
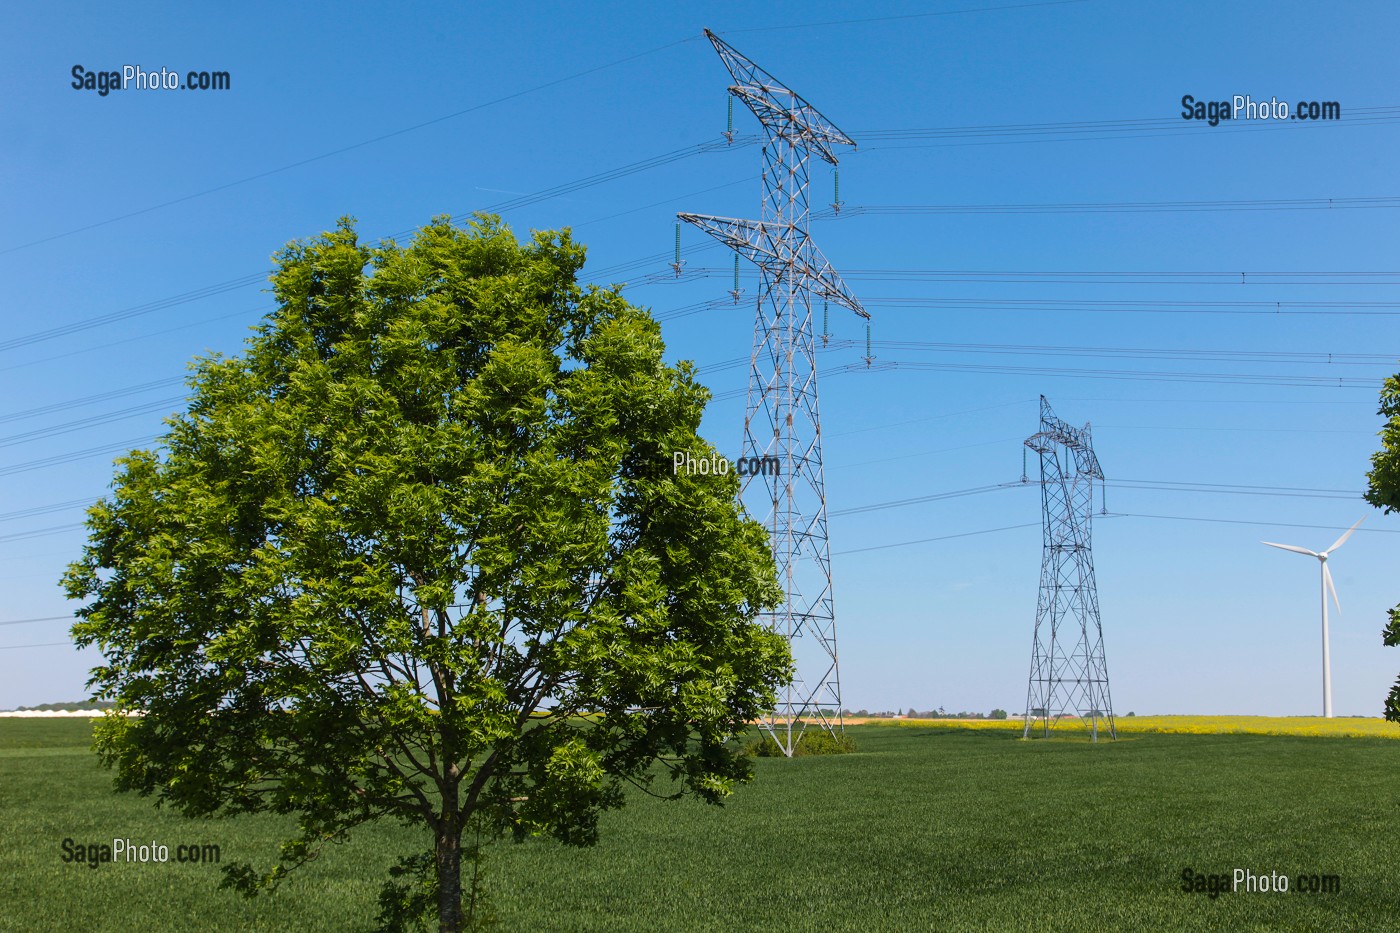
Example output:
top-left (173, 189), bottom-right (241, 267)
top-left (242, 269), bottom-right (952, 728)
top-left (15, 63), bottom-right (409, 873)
top-left (1024, 428), bottom-right (1104, 480)
top-left (728, 87), bottom-right (854, 164)
top-left (703, 29), bottom-right (855, 165)
top-left (676, 213), bottom-right (869, 319)
top-left (1070, 445), bottom-right (1104, 481)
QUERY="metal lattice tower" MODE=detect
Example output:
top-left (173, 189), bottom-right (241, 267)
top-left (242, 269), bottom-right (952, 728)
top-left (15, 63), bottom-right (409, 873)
top-left (678, 29), bottom-right (867, 756)
top-left (1022, 396), bottom-right (1116, 741)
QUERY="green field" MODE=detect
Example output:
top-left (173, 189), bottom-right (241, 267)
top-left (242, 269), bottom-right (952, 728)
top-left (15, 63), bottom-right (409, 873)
top-left (2, 719), bottom-right (1397, 931)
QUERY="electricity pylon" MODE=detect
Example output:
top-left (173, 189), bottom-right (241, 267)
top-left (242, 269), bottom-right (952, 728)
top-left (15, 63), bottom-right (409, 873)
top-left (679, 29), bottom-right (867, 756)
top-left (1022, 396), bottom-right (1116, 742)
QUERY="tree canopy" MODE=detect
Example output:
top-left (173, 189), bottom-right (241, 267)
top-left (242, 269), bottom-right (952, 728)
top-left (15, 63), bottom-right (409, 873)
top-left (63, 215), bottom-right (791, 931)
top-left (1364, 374), bottom-right (1400, 724)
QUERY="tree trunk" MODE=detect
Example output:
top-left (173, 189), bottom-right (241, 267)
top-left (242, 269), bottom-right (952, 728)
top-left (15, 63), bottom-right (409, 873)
top-left (436, 819), bottom-right (463, 933)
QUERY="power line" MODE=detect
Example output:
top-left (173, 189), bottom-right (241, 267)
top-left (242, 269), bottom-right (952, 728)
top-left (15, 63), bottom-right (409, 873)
top-left (828, 477), bottom-right (1371, 524)
top-left (724, 0), bottom-right (1087, 32)
top-left (832, 195), bottom-right (1400, 217)
top-left (1099, 423), bottom-right (1372, 435)
top-left (0, 615), bottom-right (76, 627)
top-left (834, 522), bottom-right (1040, 555)
top-left (829, 437), bottom-right (1022, 470)
top-left (573, 177), bottom-right (750, 229)
top-left (704, 359), bottom-right (1379, 398)
top-left (682, 266), bottom-right (1400, 285)
top-left (18, 108), bottom-right (1400, 361)
top-left (12, 94), bottom-right (1400, 366)
top-left (1059, 396), bottom-right (1361, 406)
top-left (2, 2), bottom-right (1103, 254)
top-left (0, 435), bottom-right (158, 479)
top-left (0, 274), bottom-right (266, 355)
top-left (4, 467), bottom-right (1366, 547)
top-left (51, 325), bottom-right (1366, 473)
top-left (847, 105), bottom-right (1400, 150)
top-left (827, 337), bottom-right (1397, 367)
top-left (830, 482), bottom-right (1022, 517)
top-left (17, 4), bottom-right (1361, 258)
top-left (0, 498), bottom-right (96, 524)
top-left (859, 359), bottom-right (1379, 389)
top-left (0, 377), bottom-right (185, 425)
top-left (0, 396), bottom-right (186, 451)
top-left (437, 138), bottom-right (755, 229)
top-left (1, 35), bottom-right (707, 256)
top-left (0, 642), bottom-right (75, 651)
top-left (0, 306), bottom-right (267, 378)
top-left (13, 196), bottom-right (1400, 379)
top-left (1107, 480), bottom-right (1362, 502)
top-left (663, 278), bottom-right (1400, 315)
top-left (832, 511), bottom-right (1400, 557)
top-left (653, 295), bottom-right (737, 323)
top-left (819, 296), bottom-right (1400, 317)
top-left (829, 399), bottom-right (1036, 437)
top-left (1115, 479), bottom-right (1360, 494)
top-left (0, 146), bottom-right (746, 358)
top-left (0, 523), bottom-right (85, 544)
top-left (1104, 512), bottom-right (1399, 534)
top-left (703, 339), bottom-right (1396, 375)
top-left (594, 241), bottom-right (724, 282)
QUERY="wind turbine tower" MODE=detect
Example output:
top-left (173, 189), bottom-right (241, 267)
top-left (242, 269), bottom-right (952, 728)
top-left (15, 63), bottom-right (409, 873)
top-left (1023, 396), bottom-right (1116, 741)
top-left (1262, 517), bottom-right (1364, 718)
top-left (679, 29), bottom-right (867, 756)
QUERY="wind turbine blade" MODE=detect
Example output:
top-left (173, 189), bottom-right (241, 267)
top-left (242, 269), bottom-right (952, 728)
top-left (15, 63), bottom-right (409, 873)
top-left (1323, 563), bottom-right (1341, 614)
top-left (1261, 541), bottom-right (1320, 558)
top-left (1325, 517), bottom-right (1365, 554)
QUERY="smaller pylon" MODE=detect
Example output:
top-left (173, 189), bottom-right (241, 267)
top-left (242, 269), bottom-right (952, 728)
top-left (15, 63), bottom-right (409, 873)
top-left (1022, 396), bottom-right (1115, 742)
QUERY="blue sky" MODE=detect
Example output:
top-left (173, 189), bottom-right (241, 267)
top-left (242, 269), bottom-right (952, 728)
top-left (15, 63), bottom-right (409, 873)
top-left (3, 1), bottom-right (1400, 718)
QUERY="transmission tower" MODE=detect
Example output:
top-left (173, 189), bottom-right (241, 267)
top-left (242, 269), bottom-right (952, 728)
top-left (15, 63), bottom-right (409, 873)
top-left (1022, 396), bottom-right (1116, 742)
top-left (678, 29), bottom-right (867, 756)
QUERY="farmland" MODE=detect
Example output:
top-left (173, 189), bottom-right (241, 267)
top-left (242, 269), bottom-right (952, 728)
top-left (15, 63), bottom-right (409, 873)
top-left (2, 718), bottom-right (1397, 931)
top-left (854, 714), bottom-right (1400, 739)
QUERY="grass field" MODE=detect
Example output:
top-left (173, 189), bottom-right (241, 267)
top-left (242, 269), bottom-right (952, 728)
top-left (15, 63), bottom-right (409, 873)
top-left (2, 718), bottom-right (1398, 931)
top-left (858, 714), bottom-right (1400, 739)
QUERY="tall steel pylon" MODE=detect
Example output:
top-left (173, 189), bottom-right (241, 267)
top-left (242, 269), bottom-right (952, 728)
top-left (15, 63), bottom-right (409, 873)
top-left (678, 29), bottom-right (867, 756)
top-left (1022, 396), bottom-right (1116, 742)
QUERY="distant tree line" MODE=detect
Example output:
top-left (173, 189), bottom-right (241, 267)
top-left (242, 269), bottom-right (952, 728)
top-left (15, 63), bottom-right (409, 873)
top-left (836, 708), bottom-right (1141, 719)
top-left (12, 701), bottom-right (116, 712)
top-left (842, 708), bottom-right (1010, 720)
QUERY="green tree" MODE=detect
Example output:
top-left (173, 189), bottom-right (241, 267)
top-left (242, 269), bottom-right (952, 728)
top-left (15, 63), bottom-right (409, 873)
top-left (62, 215), bottom-right (791, 932)
top-left (1364, 374), bottom-right (1400, 723)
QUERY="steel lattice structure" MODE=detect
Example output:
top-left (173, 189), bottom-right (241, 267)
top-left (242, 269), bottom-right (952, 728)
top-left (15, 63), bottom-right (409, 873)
top-left (1022, 396), bottom-right (1116, 741)
top-left (679, 29), bottom-right (867, 756)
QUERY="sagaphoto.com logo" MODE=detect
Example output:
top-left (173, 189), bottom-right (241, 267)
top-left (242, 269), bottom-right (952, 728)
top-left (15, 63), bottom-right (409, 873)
top-left (672, 452), bottom-right (781, 477)
top-left (71, 64), bottom-right (231, 97)
top-left (1180, 93), bottom-right (1340, 126)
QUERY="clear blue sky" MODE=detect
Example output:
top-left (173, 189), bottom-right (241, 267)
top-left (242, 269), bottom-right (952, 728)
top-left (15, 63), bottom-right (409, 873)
top-left (4, 1), bottom-right (1399, 717)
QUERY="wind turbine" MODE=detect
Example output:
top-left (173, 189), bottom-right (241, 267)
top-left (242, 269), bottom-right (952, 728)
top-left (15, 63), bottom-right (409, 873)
top-left (1261, 517), bottom-right (1364, 718)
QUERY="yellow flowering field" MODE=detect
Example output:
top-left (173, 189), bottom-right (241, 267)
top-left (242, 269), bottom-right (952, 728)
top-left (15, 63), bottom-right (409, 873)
top-left (856, 714), bottom-right (1400, 739)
